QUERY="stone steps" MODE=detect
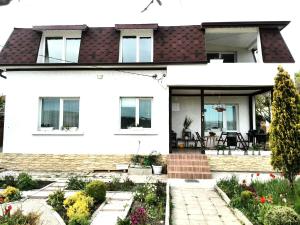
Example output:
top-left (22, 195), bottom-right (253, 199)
top-left (167, 153), bottom-right (212, 179)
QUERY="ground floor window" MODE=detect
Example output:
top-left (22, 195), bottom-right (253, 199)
top-left (204, 104), bottom-right (237, 131)
top-left (40, 97), bottom-right (79, 129)
top-left (120, 97), bottom-right (152, 129)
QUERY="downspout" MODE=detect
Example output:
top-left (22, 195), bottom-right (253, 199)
top-left (251, 48), bottom-right (257, 63)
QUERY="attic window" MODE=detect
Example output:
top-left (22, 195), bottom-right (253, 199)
top-left (119, 29), bottom-right (153, 63)
top-left (45, 37), bottom-right (81, 63)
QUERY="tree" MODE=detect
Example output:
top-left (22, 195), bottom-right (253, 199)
top-left (295, 72), bottom-right (300, 93)
top-left (270, 66), bottom-right (300, 186)
top-left (255, 92), bottom-right (271, 129)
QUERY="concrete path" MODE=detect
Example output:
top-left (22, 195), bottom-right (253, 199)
top-left (171, 186), bottom-right (241, 225)
top-left (91, 192), bottom-right (133, 225)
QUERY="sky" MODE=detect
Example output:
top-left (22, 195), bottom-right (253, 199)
top-left (0, 0), bottom-right (299, 67)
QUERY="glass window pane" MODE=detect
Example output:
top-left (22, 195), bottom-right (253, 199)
top-left (207, 53), bottom-right (219, 62)
top-left (121, 98), bottom-right (136, 129)
top-left (221, 53), bottom-right (235, 63)
top-left (139, 99), bottom-right (151, 128)
top-left (226, 105), bottom-right (237, 130)
top-left (139, 37), bottom-right (151, 62)
top-left (45, 38), bottom-right (63, 63)
top-left (63, 99), bottom-right (79, 128)
top-left (41, 98), bottom-right (60, 129)
top-left (66, 38), bottom-right (81, 63)
top-left (122, 36), bottom-right (136, 62)
top-left (204, 105), bottom-right (223, 131)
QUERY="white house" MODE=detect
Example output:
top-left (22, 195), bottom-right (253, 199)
top-left (0, 21), bottom-right (295, 157)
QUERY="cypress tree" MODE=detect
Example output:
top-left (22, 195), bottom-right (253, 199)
top-left (270, 66), bottom-right (300, 186)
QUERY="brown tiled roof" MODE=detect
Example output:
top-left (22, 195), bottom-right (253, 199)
top-left (154, 25), bottom-right (206, 63)
top-left (115, 24), bottom-right (158, 30)
top-left (0, 28), bottom-right (41, 64)
top-left (33, 25), bottom-right (88, 31)
top-left (78, 27), bottom-right (120, 64)
top-left (260, 28), bottom-right (294, 63)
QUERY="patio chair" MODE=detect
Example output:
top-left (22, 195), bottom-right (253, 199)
top-left (237, 132), bottom-right (249, 152)
top-left (195, 132), bottom-right (207, 154)
top-left (255, 133), bottom-right (267, 150)
top-left (170, 130), bottom-right (178, 149)
top-left (226, 132), bottom-right (238, 150)
top-left (216, 132), bottom-right (227, 146)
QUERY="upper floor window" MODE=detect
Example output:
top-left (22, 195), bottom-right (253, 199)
top-left (45, 37), bottom-right (81, 63)
top-left (118, 28), bottom-right (153, 63)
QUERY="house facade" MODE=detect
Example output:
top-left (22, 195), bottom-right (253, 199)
top-left (0, 21), bottom-right (295, 155)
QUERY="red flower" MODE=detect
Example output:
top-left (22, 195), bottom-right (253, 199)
top-left (270, 173), bottom-right (276, 179)
top-left (256, 173), bottom-right (260, 176)
top-left (260, 196), bottom-right (266, 204)
top-left (4, 205), bottom-right (12, 215)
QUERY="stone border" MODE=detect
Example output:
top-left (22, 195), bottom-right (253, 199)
top-left (215, 185), bottom-right (252, 225)
top-left (215, 185), bottom-right (253, 225)
top-left (43, 201), bottom-right (66, 225)
top-left (164, 182), bottom-right (170, 225)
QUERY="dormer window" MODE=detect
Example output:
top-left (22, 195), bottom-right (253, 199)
top-left (121, 36), bottom-right (152, 63)
top-left (45, 37), bottom-right (81, 63)
top-left (116, 25), bottom-right (157, 63)
top-left (33, 25), bottom-right (87, 64)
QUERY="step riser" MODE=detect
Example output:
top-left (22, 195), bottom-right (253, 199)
top-left (168, 166), bottom-right (210, 172)
top-left (167, 153), bottom-right (212, 179)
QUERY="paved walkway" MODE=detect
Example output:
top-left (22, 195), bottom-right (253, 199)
top-left (171, 186), bottom-right (241, 225)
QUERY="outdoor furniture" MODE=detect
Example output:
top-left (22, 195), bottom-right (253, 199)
top-left (170, 130), bottom-right (178, 149)
top-left (226, 132), bottom-right (238, 149)
top-left (255, 133), bottom-right (267, 150)
top-left (216, 132), bottom-right (227, 146)
top-left (236, 132), bottom-right (249, 151)
top-left (195, 132), bottom-right (207, 153)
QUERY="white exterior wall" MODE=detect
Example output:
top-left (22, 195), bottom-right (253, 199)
top-left (2, 63), bottom-right (297, 154)
top-left (3, 70), bottom-right (169, 155)
top-left (171, 96), bottom-right (249, 137)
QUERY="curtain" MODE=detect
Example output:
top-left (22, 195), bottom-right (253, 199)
top-left (41, 98), bottom-right (60, 129)
top-left (63, 99), bottom-right (79, 128)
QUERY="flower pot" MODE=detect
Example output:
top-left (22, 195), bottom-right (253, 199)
top-left (152, 165), bottom-right (163, 175)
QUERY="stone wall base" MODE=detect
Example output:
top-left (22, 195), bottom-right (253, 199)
top-left (208, 155), bottom-right (273, 172)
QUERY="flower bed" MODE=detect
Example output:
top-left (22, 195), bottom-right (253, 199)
top-left (62, 176), bottom-right (166, 225)
top-left (217, 174), bottom-right (300, 225)
top-left (0, 172), bottom-right (53, 191)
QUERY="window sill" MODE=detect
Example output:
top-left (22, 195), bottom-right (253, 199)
top-left (32, 130), bottom-right (84, 136)
top-left (114, 128), bottom-right (158, 135)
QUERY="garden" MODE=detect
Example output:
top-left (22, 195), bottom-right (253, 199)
top-left (47, 176), bottom-right (166, 225)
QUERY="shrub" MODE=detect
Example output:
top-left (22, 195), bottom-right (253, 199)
top-left (0, 208), bottom-right (40, 225)
top-left (134, 183), bottom-right (157, 203)
top-left (240, 190), bottom-right (253, 203)
top-left (116, 217), bottom-right (131, 225)
top-left (1, 186), bottom-right (22, 202)
top-left (294, 196), bottom-right (300, 214)
top-left (68, 217), bottom-right (90, 225)
top-left (16, 172), bottom-right (37, 190)
top-left (130, 207), bottom-right (147, 225)
top-left (270, 66), bottom-right (300, 185)
top-left (85, 180), bottom-right (106, 204)
top-left (64, 192), bottom-right (93, 223)
top-left (47, 190), bottom-right (65, 213)
top-left (107, 176), bottom-right (135, 191)
top-left (67, 176), bottom-right (88, 190)
top-left (263, 206), bottom-right (300, 225)
top-left (4, 175), bottom-right (16, 187)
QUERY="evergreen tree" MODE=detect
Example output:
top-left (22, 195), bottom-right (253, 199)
top-left (270, 66), bottom-right (300, 186)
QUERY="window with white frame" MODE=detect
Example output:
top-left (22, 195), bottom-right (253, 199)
top-left (204, 104), bottom-right (238, 131)
top-left (120, 97), bottom-right (152, 129)
top-left (45, 37), bottom-right (81, 63)
top-left (207, 52), bottom-right (236, 63)
top-left (40, 97), bottom-right (79, 130)
top-left (120, 35), bottom-right (152, 63)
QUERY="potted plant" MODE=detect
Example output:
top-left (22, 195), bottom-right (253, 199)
top-left (182, 116), bottom-right (193, 139)
top-left (148, 151), bottom-right (163, 175)
top-left (40, 123), bottom-right (54, 131)
top-left (128, 155), bottom-right (152, 175)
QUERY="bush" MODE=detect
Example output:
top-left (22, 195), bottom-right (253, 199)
top-left (67, 176), bottom-right (88, 190)
top-left (64, 192), bottom-right (93, 223)
top-left (134, 183), bottom-right (157, 203)
top-left (240, 190), bottom-right (253, 203)
top-left (116, 217), bottom-right (131, 225)
top-left (85, 180), bottom-right (106, 204)
top-left (47, 190), bottom-right (65, 213)
top-left (0, 208), bottom-right (40, 225)
top-left (107, 176), bottom-right (135, 191)
top-left (16, 172), bottom-right (37, 190)
top-left (68, 217), bottom-right (90, 225)
top-left (145, 192), bottom-right (157, 206)
top-left (263, 206), bottom-right (300, 225)
top-left (1, 186), bottom-right (22, 202)
top-left (4, 175), bottom-right (16, 187)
